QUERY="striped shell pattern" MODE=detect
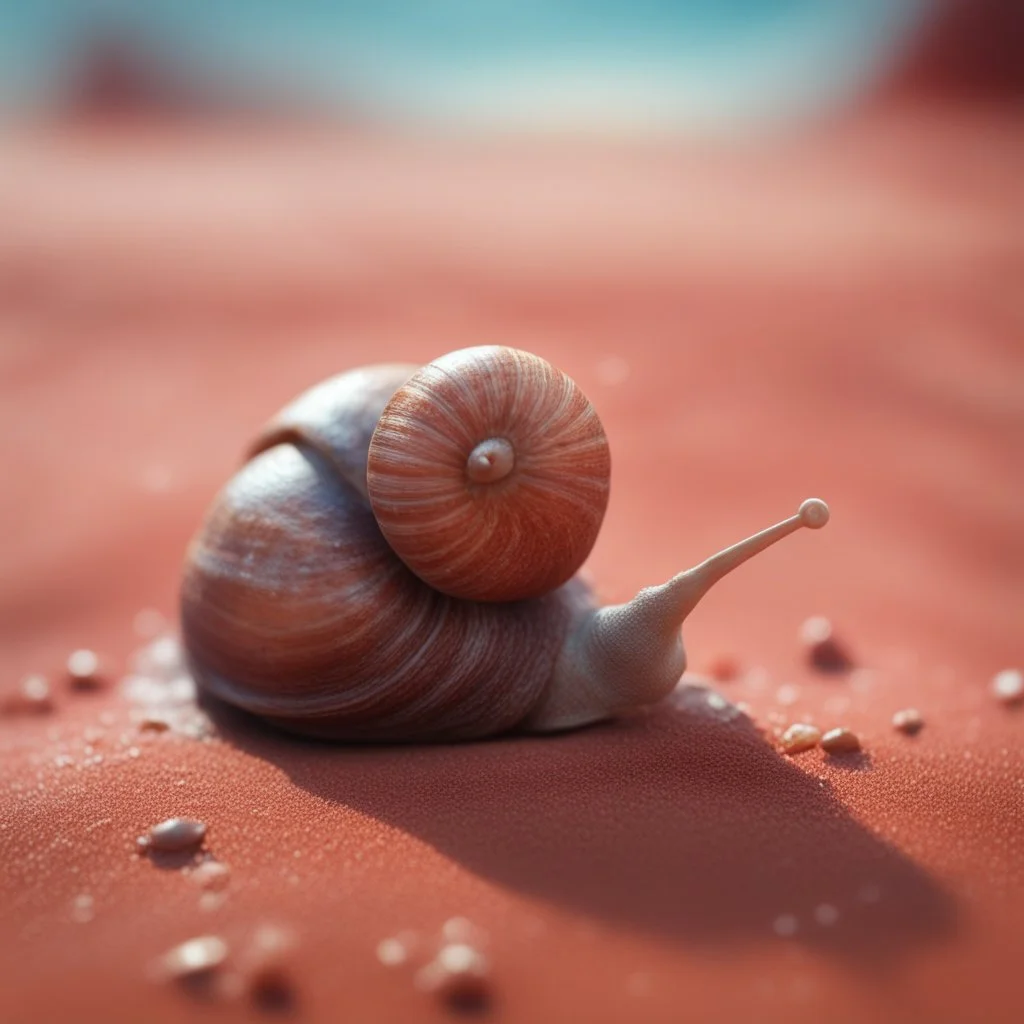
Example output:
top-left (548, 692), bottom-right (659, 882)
top-left (180, 347), bottom-right (610, 741)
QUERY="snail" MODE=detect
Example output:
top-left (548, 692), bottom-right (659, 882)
top-left (181, 346), bottom-right (829, 742)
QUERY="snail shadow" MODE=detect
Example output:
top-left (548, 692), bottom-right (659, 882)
top-left (208, 687), bottom-right (956, 964)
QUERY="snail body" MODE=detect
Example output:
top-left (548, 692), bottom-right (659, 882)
top-left (181, 346), bottom-right (828, 742)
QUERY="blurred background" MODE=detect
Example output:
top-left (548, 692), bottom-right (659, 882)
top-left (0, 1), bottom-right (1021, 130)
top-left (0, 0), bottom-right (937, 130)
top-left (0, 0), bottom-right (1021, 674)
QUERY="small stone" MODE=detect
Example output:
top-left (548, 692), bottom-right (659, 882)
top-left (780, 723), bottom-right (821, 755)
top-left (131, 636), bottom-right (184, 680)
top-left (991, 669), bottom-right (1023, 706)
top-left (155, 936), bottom-right (228, 980)
top-left (248, 924), bottom-right (296, 961)
top-left (377, 929), bottom-right (420, 967)
top-left (799, 616), bottom-right (853, 673)
top-left (705, 691), bottom-right (730, 712)
top-left (142, 817), bottom-right (207, 853)
top-left (17, 674), bottom-right (53, 712)
top-left (191, 861), bottom-right (231, 891)
top-left (199, 891), bottom-right (228, 913)
top-left (892, 708), bottom-right (924, 735)
top-left (820, 727), bottom-right (861, 754)
top-left (773, 914), bottom-right (798, 938)
top-left (67, 650), bottom-right (103, 689)
top-left (703, 654), bottom-right (740, 683)
top-left (416, 943), bottom-right (492, 1015)
top-left (250, 965), bottom-right (296, 1013)
top-left (776, 684), bottom-right (801, 707)
top-left (377, 937), bottom-right (409, 967)
top-left (138, 716), bottom-right (171, 733)
top-left (71, 894), bottom-right (95, 923)
top-left (242, 926), bottom-right (298, 1012)
top-left (442, 917), bottom-right (489, 948)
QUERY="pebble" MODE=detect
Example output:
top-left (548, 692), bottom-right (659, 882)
top-left (820, 727), bottom-right (861, 754)
top-left (191, 860), bottom-right (231, 891)
top-left (780, 723), bottom-right (821, 755)
top-left (892, 708), bottom-right (924, 735)
top-left (243, 925), bottom-right (298, 1012)
top-left (772, 914), bottom-right (798, 938)
top-left (155, 936), bottom-right (228, 980)
top-left (67, 650), bottom-right (103, 689)
top-left (71, 894), bottom-right (95, 923)
top-left (138, 716), bottom-right (171, 733)
top-left (249, 964), bottom-right (296, 1012)
top-left (991, 669), bottom-right (1023, 706)
top-left (776, 684), bottom-right (801, 707)
top-left (416, 942), bottom-right (492, 1015)
top-left (377, 930), bottom-right (420, 967)
top-left (199, 892), bottom-right (228, 913)
top-left (16, 674), bottom-right (53, 712)
top-left (132, 636), bottom-right (185, 680)
top-left (139, 817), bottom-right (207, 854)
top-left (799, 616), bottom-right (853, 673)
top-left (441, 917), bottom-right (483, 945)
top-left (377, 937), bottom-right (409, 967)
top-left (705, 692), bottom-right (730, 713)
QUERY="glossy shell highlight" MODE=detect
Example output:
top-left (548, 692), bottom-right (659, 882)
top-left (366, 346), bottom-right (611, 602)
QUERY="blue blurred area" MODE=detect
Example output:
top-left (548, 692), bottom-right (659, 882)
top-left (0, 0), bottom-right (930, 130)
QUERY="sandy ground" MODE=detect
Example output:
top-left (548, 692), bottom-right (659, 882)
top-left (0, 106), bottom-right (1022, 1022)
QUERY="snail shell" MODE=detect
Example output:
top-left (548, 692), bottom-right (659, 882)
top-left (367, 347), bottom-right (610, 602)
top-left (182, 348), bottom-right (603, 742)
top-left (181, 345), bottom-right (830, 743)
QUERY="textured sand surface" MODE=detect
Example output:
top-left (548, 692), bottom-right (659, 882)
top-left (1, 110), bottom-right (1022, 1022)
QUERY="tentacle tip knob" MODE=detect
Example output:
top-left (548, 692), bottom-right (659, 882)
top-left (798, 498), bottom-right (830, 529)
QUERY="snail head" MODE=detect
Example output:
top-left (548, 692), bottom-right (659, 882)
top-left (526, 499), bottom-right (831, 731)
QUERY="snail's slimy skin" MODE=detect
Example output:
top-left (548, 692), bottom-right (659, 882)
top-left (526, 499), bottom-right (831, 732)
top-left (181, 346), bottom-right (829, 743)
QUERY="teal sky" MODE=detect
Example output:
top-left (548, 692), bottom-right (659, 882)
top-left (0, 1), bottom-right (930, 130)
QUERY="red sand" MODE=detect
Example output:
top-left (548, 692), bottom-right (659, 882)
top-left (1, 108), bottom-right (1022, 1022)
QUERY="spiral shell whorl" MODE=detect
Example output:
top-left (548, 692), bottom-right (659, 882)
top-left (181, 415), bottom-right (572, 743)
top-left (367, 347), bottom-right (611, 602)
